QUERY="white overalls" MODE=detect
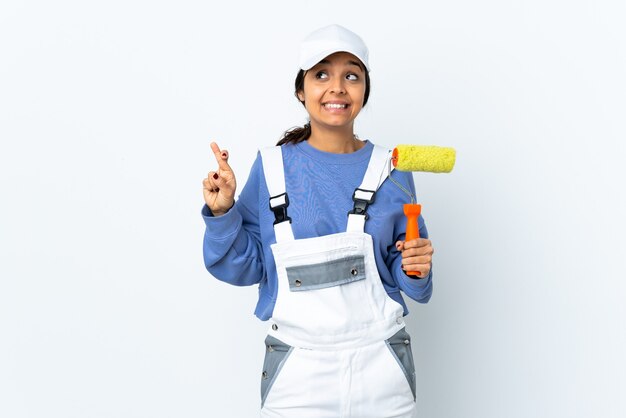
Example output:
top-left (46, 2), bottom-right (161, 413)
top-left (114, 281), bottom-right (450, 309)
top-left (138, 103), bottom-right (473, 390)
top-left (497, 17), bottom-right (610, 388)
top-left (259, 145), bottom-right (417, 418)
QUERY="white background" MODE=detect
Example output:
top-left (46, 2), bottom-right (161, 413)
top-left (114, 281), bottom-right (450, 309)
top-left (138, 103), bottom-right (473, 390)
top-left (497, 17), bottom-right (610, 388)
top-left (1, 1), bottom-right (625, 417)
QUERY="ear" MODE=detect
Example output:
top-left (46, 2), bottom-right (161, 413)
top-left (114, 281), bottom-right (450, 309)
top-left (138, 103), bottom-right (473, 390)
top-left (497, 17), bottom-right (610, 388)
top-left (297, 90), bottom-right (305, 103)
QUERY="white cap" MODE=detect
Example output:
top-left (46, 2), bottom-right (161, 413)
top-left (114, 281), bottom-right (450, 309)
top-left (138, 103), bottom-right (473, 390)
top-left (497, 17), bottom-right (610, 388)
top-left (298, 24), bottom-right (370, 71)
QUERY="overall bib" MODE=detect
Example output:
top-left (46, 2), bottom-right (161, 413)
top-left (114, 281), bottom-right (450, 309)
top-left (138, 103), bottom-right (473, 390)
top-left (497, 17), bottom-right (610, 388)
top-left (259, 145), bottom-right (417, 418)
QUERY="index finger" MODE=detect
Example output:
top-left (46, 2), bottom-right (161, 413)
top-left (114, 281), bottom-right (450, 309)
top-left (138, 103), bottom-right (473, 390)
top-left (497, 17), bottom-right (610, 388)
top-left (210, 141), bottom-right (232, 171)
top-left (404, 238), bottom-right (431, 248)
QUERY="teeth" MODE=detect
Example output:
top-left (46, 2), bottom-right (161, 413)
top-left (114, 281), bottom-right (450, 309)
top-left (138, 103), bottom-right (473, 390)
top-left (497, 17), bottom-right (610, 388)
top-left (324, 103), bottom-right (347, 109)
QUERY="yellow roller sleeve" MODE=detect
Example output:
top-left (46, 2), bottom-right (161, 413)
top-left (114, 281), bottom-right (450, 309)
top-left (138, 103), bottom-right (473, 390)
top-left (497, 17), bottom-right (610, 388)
top-left (392, 145), bottom-right (456, 173)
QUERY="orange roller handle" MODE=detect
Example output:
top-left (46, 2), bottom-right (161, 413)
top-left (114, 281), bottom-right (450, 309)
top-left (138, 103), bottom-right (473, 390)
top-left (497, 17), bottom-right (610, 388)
top-left (403, 203), bottom-right (422, 276)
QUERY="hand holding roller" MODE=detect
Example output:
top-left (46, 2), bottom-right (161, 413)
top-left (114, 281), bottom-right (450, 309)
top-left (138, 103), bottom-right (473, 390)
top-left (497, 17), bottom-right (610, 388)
top-left (391, 145), bottom-right (456, 276)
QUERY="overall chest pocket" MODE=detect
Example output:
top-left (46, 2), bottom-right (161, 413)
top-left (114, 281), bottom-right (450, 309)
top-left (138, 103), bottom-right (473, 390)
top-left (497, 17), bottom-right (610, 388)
top-left (286, 254), bottom-right (366, 292)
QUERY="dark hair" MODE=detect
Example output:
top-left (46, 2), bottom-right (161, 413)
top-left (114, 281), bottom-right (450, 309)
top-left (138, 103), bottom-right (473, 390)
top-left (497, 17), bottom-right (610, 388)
top-left (276, 68), bottom-right (371, 146)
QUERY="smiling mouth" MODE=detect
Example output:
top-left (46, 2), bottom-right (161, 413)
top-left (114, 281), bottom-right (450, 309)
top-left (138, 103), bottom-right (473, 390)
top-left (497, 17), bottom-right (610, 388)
top-left (323, 103), bottom-right (349, 109)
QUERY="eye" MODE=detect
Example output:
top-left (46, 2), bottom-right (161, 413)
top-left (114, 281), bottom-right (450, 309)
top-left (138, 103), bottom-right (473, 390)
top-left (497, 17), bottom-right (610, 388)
top-left (315, 71), bottom-right (328, 80)
top-left (346, 73), bottom-right (359, 81)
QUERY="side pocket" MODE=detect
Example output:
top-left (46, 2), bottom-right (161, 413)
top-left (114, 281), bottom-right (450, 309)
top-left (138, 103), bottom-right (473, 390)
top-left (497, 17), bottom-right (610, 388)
top-left (260, 335), bottom-right (293, 407)
top-left (385, 328), bottom-right (416, 401)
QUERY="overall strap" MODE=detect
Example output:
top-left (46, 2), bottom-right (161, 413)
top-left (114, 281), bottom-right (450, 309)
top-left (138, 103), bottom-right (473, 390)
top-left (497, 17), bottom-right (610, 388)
top-left (259, 146), bottom-right (295, 243)
top-left (347, 145), bottom-right (394, 233)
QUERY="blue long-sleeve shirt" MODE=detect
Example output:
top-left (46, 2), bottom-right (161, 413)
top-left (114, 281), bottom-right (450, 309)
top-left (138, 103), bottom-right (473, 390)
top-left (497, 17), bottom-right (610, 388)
top-left (202, 140), bottom-right (432, 321)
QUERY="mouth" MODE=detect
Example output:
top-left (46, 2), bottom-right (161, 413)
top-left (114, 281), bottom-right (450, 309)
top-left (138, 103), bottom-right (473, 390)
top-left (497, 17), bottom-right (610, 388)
top-left (323, 102), bottom-right (349, 109)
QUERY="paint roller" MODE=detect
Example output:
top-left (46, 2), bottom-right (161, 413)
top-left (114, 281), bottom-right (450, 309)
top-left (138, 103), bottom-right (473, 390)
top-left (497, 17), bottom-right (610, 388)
top-left (391, 145), bottom-right (456, 276)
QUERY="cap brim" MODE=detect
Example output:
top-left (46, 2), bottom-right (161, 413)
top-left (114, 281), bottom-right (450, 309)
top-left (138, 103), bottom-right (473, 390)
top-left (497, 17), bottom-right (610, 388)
top-left (300, 48), bottom-right (370, 71)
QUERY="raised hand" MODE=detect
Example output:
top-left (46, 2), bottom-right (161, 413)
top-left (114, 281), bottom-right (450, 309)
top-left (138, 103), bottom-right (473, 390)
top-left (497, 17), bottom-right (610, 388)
top-left (203, 142), bottom-right (237, 216)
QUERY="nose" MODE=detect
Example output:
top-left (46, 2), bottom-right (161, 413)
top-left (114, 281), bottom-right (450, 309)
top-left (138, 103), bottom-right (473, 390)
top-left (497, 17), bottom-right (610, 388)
top-left (329, 77), bottom-right (346, 94)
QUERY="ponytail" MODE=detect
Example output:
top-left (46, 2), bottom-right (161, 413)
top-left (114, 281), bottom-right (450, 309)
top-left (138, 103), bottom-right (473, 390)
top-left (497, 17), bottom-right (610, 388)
top-left (276, 122), bottom-right (311, 146)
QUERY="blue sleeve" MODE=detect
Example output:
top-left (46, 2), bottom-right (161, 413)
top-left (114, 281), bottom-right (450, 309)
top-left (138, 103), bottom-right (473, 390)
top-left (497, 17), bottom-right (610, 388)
top-left (386, 172), bottom-right (433, 303)
top-left (201, 154), bottom-right (266, 286)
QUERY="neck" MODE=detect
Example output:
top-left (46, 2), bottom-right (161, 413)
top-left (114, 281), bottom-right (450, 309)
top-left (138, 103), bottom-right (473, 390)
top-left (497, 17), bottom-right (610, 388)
top-left (307, 124), bottom-right (364, 154)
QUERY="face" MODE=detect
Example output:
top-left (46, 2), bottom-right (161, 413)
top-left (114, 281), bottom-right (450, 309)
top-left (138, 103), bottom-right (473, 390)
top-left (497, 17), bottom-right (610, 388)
top-left (297, 52), bottom-right (367, 132)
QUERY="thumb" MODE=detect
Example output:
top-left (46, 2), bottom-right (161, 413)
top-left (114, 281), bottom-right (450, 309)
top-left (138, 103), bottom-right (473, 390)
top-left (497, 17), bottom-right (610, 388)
top-left (212, 170), bottom-right (235, 197)
top-left (395, 241), bottom-right (404, 251)
top-left (212, 171), bottom-right (226, 187)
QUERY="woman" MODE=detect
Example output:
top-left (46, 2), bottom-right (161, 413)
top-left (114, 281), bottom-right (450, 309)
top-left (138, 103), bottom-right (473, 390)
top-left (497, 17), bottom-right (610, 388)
top-left (202, 24), bottom-right (434, 418)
